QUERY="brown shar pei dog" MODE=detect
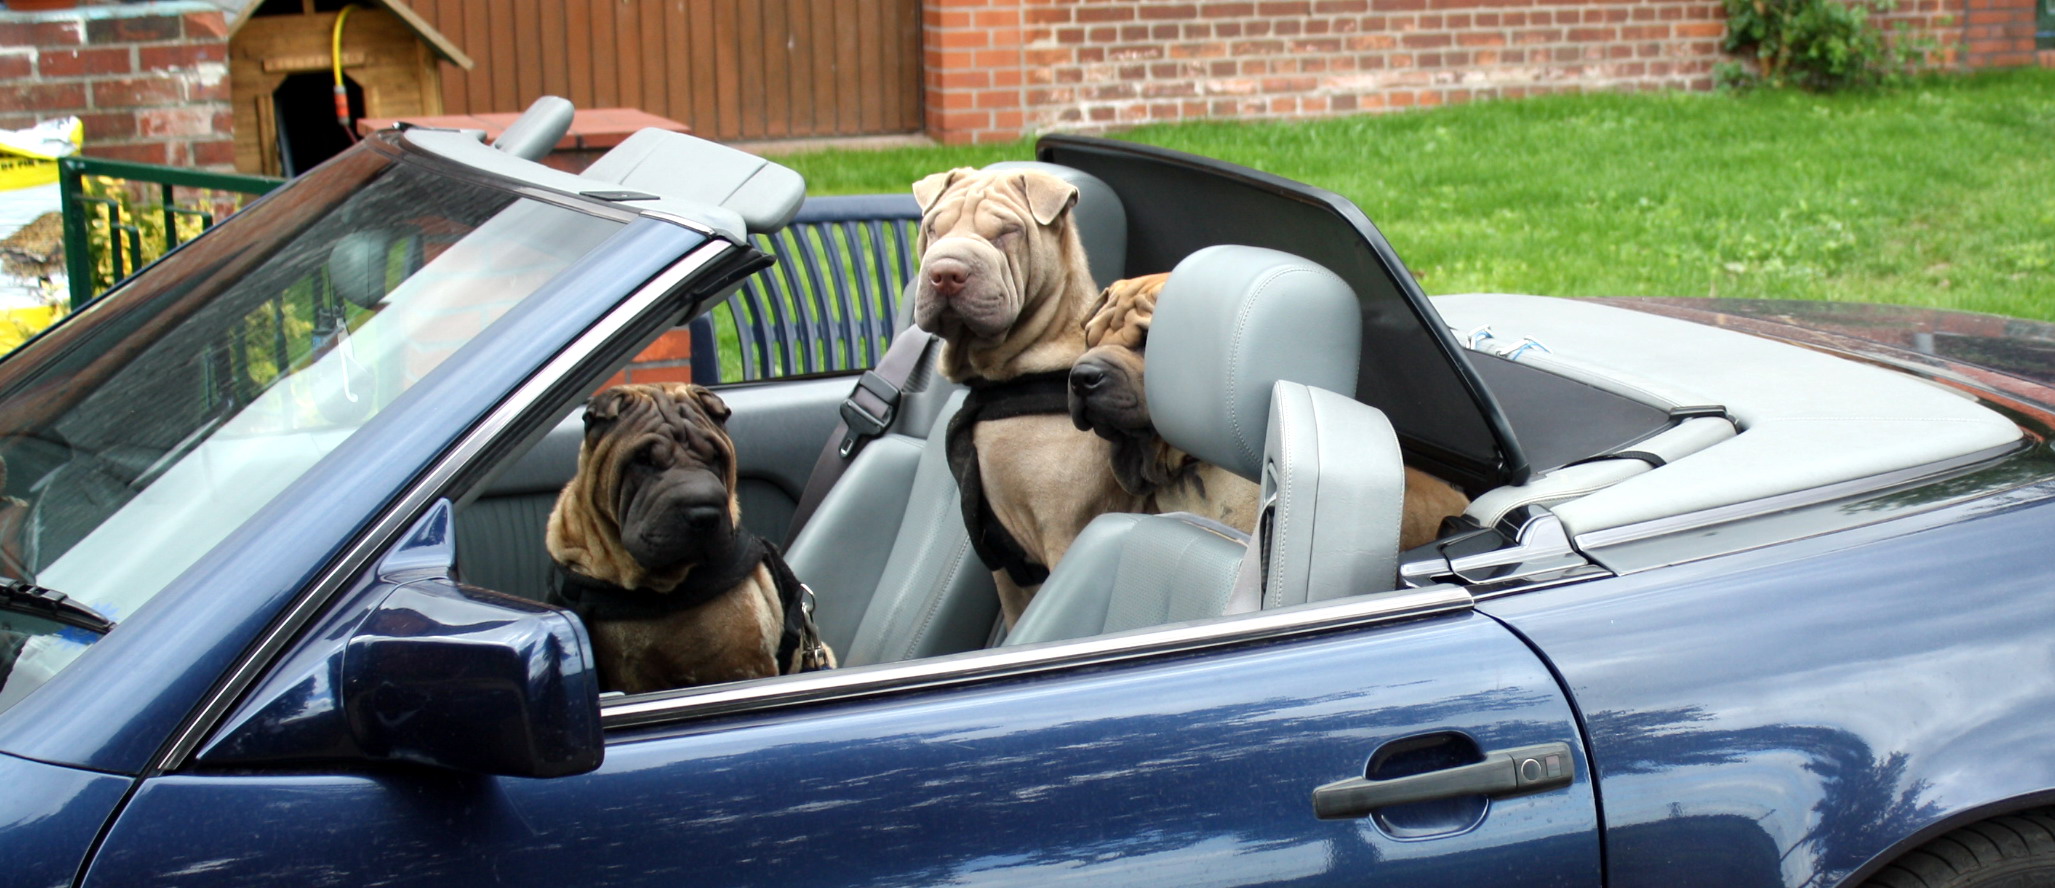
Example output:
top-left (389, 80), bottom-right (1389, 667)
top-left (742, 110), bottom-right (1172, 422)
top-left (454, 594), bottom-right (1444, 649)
top-left (546, 383), bottom-right (830, 694)
top-left (1069, 273), bottom-right (1474, 550)
top-left (911, 166), bottom-right (1136, 627)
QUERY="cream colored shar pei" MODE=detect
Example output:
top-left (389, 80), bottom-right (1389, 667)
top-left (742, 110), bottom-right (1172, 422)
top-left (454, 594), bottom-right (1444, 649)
top-left (911, 166), bottom-right (1137, 627)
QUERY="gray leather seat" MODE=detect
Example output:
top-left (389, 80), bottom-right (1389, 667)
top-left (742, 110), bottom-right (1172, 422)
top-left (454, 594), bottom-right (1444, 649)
top-left (1255, 380), bottom-right (1406, 607)
top-left (1008, 245), bottom-right (1399, 646)
top-left (787, 161), bottom-right (1131, 666)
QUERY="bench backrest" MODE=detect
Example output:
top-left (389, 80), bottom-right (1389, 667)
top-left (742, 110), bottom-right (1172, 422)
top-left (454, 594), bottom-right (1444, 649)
top-left (690, 194), bottom-right (922, 383)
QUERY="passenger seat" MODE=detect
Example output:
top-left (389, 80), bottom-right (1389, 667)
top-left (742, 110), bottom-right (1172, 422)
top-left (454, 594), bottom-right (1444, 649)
top-left (785, 161), bottom-right (1132, 666)
top-left (1007, 245), bottom-right (1403, 645)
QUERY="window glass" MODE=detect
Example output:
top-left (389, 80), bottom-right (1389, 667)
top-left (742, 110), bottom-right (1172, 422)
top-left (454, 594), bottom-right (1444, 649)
top-left (0, 151), bottom-right (623, 715)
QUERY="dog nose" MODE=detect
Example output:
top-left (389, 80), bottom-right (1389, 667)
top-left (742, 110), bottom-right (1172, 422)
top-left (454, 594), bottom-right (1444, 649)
top-left (1070, 362), bottom-right (1108, 395)
top-left (927, 260), bottom-right (968, 298)
top-left (684, 505), bottom-right (724, 530)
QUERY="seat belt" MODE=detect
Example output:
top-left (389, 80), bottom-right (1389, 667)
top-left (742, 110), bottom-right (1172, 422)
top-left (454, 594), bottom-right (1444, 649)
top-left (784, 327), bottom-right (936, 543)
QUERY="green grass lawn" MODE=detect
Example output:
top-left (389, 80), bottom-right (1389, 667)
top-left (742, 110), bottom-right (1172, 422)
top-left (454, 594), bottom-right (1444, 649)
top-left (777, 69), bottom-right (2055, 321)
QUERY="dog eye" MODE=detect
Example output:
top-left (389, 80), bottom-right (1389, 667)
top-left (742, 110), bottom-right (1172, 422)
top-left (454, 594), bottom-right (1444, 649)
top-left (631, 446), bottom-right (665, 471)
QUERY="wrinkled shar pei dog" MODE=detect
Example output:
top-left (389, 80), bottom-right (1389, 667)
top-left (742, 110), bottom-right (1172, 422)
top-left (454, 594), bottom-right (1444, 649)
top-left (911, 166), bottom-right (1137, 627)
top-left (546, 383), bottom-right (830, 693)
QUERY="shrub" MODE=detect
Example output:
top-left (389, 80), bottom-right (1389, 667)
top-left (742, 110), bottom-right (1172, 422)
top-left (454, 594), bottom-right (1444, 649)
top-left (1720, 0), bottom-right (1939, 91)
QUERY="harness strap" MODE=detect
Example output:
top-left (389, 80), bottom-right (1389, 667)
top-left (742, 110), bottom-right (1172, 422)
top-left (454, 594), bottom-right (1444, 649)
top-left (548, 545), bottom-right (750, 622)
top-left (547, 531), bottom-right (829, 676)
top-left (761, 539), bottom-right (831, 674)
top-left (943, 370), bottom-right (1075, 587)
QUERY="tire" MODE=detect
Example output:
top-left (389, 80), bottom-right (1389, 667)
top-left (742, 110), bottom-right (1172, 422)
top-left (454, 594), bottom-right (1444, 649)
top-left (1864, 809), bottom-right (2055, 888)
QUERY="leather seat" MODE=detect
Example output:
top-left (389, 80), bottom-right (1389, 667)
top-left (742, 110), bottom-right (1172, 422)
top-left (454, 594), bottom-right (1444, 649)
top-left (1008, 245), bottom-right (1404, 646)
top-left (787, 161), bottom-right (1131, 666)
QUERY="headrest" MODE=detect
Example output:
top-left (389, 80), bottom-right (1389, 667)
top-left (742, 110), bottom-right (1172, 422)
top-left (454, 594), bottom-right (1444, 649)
top-left (1259, 381), bottom-right (1405, 604)
top-left (983, 161), bottom-right (1127, 289)
top-left (1146, 246), bottom-right (1361, 479)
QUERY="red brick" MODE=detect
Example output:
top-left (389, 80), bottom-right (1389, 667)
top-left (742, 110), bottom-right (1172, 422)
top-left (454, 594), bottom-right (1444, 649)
top-left (0, 82), bottom-right (86, 113)
top-left (930, 108), bottom-right (990, 130)
top-left (91, 76), bottom-right (182, 108)
top-left (0, 20), bottom-right (83, 48)
top-left (936, 68), bottom-right (992, 89)
top-left (934, 29), bottom-right (990, 48)
top-left (38, 47), bottom-right (131, 77)
top-left (188, 73), bottom-right (230, 102)
top-left (631, 330), bottom-right (693, 363)
top-left (86, 15), bottom-right (182, 45)
top-left (78, 110), bottom-right (137, 140)
top-left (1140, 4), bottom-right (1200, 19)
top-left (81, 141), bottom-right (171, 164)
top-left (0, 52), bottom-right (30, 80)
top-left (138, 43), bottom-right (225, 71)
top-left (1077, 5), bottom-right (1135, 22)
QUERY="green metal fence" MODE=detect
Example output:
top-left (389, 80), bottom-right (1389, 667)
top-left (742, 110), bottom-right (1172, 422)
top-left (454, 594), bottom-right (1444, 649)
top-left (57, 156), bottom-right (282, 310)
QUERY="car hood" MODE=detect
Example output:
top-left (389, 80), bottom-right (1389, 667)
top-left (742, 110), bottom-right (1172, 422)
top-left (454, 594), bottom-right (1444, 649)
top-left (1596, 297), bottom-right (2055, 414)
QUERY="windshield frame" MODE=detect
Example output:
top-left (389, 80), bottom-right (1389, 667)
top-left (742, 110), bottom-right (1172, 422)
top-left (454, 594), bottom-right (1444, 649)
top-left (0, 136), bottom-right (738, 773)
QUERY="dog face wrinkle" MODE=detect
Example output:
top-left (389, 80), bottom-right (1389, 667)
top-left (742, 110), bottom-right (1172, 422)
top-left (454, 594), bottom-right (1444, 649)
top-left (570, 384), bottom-right (743, 584)
top-left (911, 169), bottom-right (1092, 383)
top-left (914, 187), bottom-right (1031, 342)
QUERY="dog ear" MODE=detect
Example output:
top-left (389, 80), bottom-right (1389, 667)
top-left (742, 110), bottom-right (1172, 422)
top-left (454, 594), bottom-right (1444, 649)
top-left (912, 168), bottom-right (973, 213)
top-left (690, 385), bottom-right (732, 425)
top-left (1017, 173), bottom-right (1079, 227)
top-left (1081, 285), bottom-right (1117, 346)
top-left (583, 387), bottom-right (632, 436)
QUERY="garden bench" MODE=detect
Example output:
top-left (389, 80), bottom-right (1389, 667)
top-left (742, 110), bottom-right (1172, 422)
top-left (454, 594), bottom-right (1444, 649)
top-left (687, 193), bottom-right (922, 383)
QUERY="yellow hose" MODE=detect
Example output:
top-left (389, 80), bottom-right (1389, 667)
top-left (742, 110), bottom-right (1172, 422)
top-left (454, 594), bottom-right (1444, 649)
top-left (332, 5), bottom-right (357, 128)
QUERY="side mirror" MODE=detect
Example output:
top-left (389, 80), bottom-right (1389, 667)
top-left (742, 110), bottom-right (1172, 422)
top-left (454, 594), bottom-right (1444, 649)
top-left (199, 501), bottom-right (603, 778)
top-left (342, 577), bottom-right (601, 777)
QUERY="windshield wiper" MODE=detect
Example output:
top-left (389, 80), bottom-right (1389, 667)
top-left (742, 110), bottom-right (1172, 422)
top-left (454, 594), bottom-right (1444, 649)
top-left (0, 579), bottom-right (115, 635)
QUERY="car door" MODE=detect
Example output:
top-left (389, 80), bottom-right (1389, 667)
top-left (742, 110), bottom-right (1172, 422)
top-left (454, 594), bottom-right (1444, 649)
top-left (84, 513), bottom-right (1599, 888)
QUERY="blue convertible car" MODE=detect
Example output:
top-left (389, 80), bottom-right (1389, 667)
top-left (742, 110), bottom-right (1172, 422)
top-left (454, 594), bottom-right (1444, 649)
top-left (3, 103), bottom-right (2054, 888)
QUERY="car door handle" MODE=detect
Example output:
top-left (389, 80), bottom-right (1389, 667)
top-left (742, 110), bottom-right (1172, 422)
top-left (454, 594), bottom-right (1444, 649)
top-left (1312, 742), bottom-right (1575, 820)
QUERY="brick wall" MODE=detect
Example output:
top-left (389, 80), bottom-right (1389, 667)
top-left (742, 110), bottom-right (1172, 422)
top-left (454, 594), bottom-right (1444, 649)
top-left (603, 329), bottom-right (699, 389)
top-left (1962, 0), bottom-right (2040, 67)
top-left (0, 1), bottom-right (231, 168)
top-left (924, 0), bottom-right (2013, 144)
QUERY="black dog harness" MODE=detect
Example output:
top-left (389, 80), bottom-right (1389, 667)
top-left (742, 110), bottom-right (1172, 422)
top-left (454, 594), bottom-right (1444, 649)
top-left (943, 369), bottom-right (1073, 587)
top-left (548, 531), bottom-right (830, 675)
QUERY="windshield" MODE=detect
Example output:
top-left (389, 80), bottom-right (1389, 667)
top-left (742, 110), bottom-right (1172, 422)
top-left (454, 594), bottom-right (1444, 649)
top-left (0, 147), bottom-right (624, 713)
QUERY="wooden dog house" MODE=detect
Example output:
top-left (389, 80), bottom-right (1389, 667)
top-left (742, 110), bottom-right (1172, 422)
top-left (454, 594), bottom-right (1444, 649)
top-left (228, 0), bottom-right (474, 176)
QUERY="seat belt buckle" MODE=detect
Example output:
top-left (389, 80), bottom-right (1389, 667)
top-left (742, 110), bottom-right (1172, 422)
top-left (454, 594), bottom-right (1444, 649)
top-left (837, 370), bottom-right (900, 457)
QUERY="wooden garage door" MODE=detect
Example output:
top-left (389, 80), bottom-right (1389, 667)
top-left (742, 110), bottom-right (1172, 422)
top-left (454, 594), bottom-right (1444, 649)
top-left (408, 0), bottom-right (922, 141)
